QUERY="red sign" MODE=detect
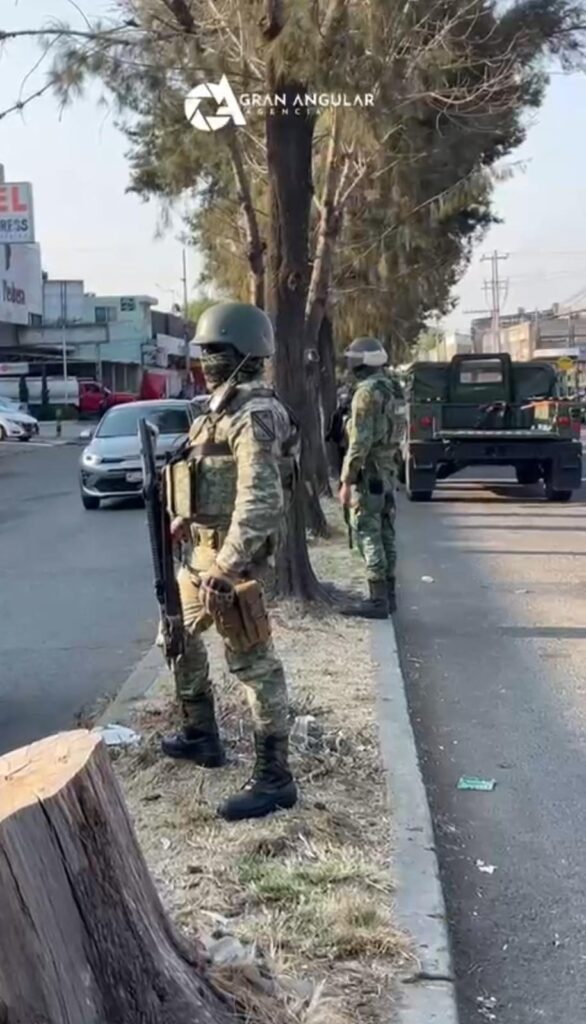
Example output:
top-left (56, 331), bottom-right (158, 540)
top-left (0, 183), bottom-right (35, 243)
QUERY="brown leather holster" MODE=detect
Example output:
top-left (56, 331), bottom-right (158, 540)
top-left (213, 580), bottom-right (271, 653)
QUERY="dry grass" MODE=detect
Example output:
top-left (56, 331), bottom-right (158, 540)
top-left (114, 498), bottom-right (409, 1023)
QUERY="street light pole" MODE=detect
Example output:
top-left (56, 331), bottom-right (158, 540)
top-left (181, 248), bottom-right (190, 393)
top-left (61, 281), bottom-right (69, 406)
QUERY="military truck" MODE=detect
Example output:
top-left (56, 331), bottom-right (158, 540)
top-left (398, 353), bottom-right (582, 502)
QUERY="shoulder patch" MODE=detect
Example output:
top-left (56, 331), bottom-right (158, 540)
top-left (251, 409), bottom-right (276, 442)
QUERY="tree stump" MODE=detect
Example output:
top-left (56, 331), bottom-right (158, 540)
top-left (0, 730), bottom-right (235, 1024)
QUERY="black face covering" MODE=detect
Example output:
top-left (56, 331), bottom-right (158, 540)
top-left (200, 345), bottom-right (241, 390)
top-left (200, 344), bottom-right (265, 390)
top-left (349, 364), bottom-right (375, 382)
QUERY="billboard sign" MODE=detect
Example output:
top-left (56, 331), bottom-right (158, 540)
top-left (0, 183), bottom-right (35, 244)
top-left (0, 362), bottom-right (29, 375)
top-left (0, 243), bottom-right (42, 326)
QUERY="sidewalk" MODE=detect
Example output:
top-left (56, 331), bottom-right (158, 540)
top-left (38, 419), bottom-right (86, 444)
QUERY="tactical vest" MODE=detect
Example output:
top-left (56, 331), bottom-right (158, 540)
top-left (165, 385), bottom-right (299, 529)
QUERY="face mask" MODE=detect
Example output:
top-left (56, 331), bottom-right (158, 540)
top-left (349, 364), bottom-right (372, 382)
top-left (200, 346), bottom-right (241, 390)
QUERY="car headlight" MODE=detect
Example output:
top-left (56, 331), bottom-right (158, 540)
top-left (5, 418), bottom-right (23, 429)
top-left (82, 451), bottom-right (102, 466)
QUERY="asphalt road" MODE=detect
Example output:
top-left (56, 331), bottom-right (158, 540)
top-left (0, 441), bottom-right (157, 754)
top-left (395, 468), bottom-right (586, 1023)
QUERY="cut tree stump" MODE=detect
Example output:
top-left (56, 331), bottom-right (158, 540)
top-left (0, 730), bottom-right (235, 1024)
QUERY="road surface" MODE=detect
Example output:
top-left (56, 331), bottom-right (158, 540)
top-left (0, 441), bottom-right (157, 754)
top-left (396, 470), bottom-right (586, 1023)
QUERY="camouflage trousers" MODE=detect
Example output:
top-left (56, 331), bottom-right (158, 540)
top-left (350, 488), bottom-right (396, 584)
top-left (172, 565), bottom-right (290, 738)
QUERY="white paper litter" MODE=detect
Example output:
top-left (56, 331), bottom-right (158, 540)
top-left (476, 859), bottom-right (497, 875)
top-left (94, 724), bottom-right (141, 748)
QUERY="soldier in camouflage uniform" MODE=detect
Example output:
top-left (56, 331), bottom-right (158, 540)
top-left (339, 337), bottom-right (397, 618)
top-left (162, 301), bottom-right (298, 821)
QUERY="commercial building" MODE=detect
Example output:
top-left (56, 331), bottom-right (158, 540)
top-left (0, 166), bottom-right (202, 398)
top-left (425, 331), bottom-right (473, 362)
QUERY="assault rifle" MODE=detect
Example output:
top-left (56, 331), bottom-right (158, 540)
top-left (138, 418), bottom-right (184, 666)
top-left (343, 502), bottom-right (353, 550)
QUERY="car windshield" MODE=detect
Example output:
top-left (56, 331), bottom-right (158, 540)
top-left (96, 404), bottom-right (190, 438)
top-left (0, 397), bottom-right (19, 411)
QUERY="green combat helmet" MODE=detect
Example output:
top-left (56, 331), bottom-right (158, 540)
top-left (195, 301), bottom-right (275, 358)
top-left (344, 336), bottom-right (388, 368)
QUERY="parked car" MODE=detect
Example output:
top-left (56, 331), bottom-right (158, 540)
top-left (0, 397), bottom-right (40, 442)
top-left (79, 400), bottom-right (195, 509)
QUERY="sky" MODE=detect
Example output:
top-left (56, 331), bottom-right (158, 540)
top-left (2, 1), bottom-right (586, 327)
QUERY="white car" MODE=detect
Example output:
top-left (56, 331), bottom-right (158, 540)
top-left (0, 397), bottom-right (40, 441)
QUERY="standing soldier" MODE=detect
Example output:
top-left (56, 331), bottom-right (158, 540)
top-left (338, 337), bottom-right (397, 618)
top-left (161, 301), bottom-right (299, 821)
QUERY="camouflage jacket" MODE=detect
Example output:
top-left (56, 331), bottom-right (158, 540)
top-left (183, 381), bottom-right (297, 576)
top-left (340, 372), bottom-right (395, 486)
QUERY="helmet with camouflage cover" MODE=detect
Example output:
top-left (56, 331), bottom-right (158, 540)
top-left (195, 301), bottom-right (275, 358)
top-left (344, 336), bottom-right (388, 368)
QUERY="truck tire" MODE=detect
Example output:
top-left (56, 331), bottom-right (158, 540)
top-left (545, 487), bottom-right (572, 503)
top-left (516, 464), bottom-right (541, 486)
top-left (81, 492), bottom-right (101, 510)
top-left (406, 457), bottom-right (433, 502)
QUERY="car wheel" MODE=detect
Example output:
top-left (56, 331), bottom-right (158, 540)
top-left (19, 436), bottom-right (31, 443)
top-left (0, 425), bottom-right (6, 442)
top-left (81, 491), bottom-right (101, 510)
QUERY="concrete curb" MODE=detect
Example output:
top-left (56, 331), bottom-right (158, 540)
top-left (372, 620), bottom-right (459, 1024)
top-left (96, 642), bottom-right (166, 727)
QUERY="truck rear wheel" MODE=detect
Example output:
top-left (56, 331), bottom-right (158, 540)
top-left (406, 457), bottom-right (433, 502)
top-left (545, 487), bottom-right (572, 503)
top-left (516, 463), bottom-right (541, 486)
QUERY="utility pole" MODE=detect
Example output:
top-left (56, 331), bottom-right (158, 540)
top-left (481, 250), bottom-right (509, 353)
top-left (61, 280), bottom-right (69, 406)
top-left (181, 248), bottom-right (190, 394)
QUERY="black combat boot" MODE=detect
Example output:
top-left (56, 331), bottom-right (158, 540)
top-left (161, 695), bottom-right (226, 767)
top-left (386, 577), bottom-right (397, 614)
top-left (339, 580), bottom-right (390, 620)
top-left (218, 735), bottom-right (298, 821)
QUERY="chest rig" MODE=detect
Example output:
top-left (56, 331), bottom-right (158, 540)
top-left (164, 385), bottom-right (299, 534)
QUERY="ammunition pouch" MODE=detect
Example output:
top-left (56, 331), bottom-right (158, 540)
top-left (213, 579), bottom-right (271, 653)
top-left (166, 443), bottom-right (298, 522)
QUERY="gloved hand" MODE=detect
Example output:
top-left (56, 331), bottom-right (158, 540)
top-left (200, 566), bottom-right (236, 617)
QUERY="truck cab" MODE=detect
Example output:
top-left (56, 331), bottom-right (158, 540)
top-left (400, 353), bottom-right (582, 502)
top-left (78, 380), bottom-right (136, 418)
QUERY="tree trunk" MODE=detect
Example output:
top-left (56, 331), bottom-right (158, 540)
top-left (0, 730), bottom-right (234, 1024)
top-left (226, 129), bottom-right (265, 308)
top-left (266, 82), bottom-right (329, 596)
